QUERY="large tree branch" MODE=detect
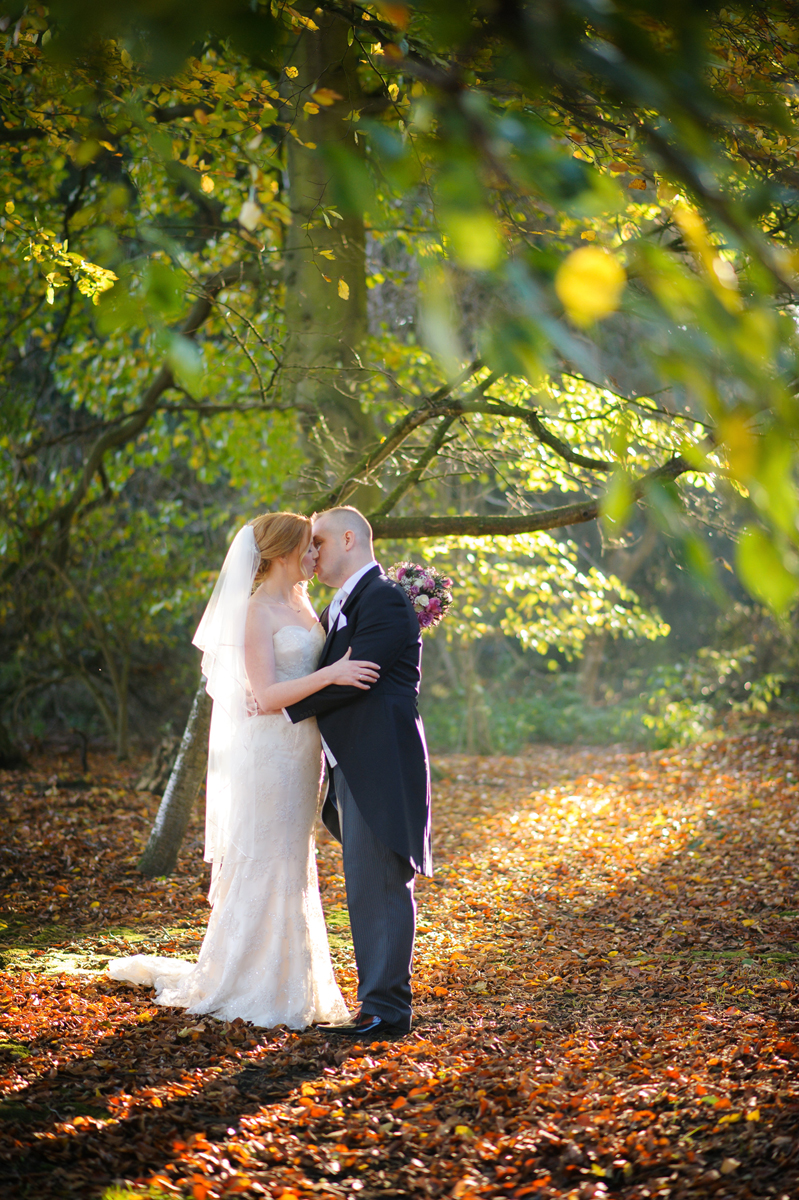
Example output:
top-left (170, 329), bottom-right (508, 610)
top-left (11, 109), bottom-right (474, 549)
top-left (314, 371), bottom-right (612, 516)
top-left (311, 361), bottom-right (485, 510)
top-left (0, 125), bottom-right (47, 143)
top-left (369, 453), bottom-right (693, 539)
top-left (371, 414), bottom-right (459, 518)
top-left (445, 397), bottom-right (612, 471)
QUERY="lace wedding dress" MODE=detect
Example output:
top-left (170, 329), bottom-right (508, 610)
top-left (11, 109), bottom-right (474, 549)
top-left (108, 625), bottom-right (350, 1030)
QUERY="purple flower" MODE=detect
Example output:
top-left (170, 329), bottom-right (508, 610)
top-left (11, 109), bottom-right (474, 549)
top-left (396, 566), bottom-right (406, 580)
top-left (409, 585), bottom-right (420, 597)
top-left (426, 597), bottom-right (441, 615)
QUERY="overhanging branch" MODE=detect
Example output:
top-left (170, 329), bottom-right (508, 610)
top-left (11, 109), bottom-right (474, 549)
top-left (370, 453), bottom-right (693, 539)
top-left (313, 367), bottom-right (615, 516)
top-left (311, 361), bottom-right (484, 511)
top-left (445, 397), bottom-right (613, 471)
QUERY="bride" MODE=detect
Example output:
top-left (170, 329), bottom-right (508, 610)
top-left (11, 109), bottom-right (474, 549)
top-left (108, 512), bottom-right (379, 1029)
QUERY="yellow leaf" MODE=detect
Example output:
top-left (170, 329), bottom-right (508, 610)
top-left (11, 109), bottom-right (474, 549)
top-left (311, 88), bottom-right (343, 106)
top-left (628, 178), bottom-right (648, 190)
top-left (285, 66), bottom-right (299, 79)
top-left (303, 102), bottom-right (320, 115)
top-left (718, 409), bottom-right (756, 479)
top-left (657, 180), bottom-right (680, 204)
top-left (319, 249), bottom-right (336, 259)
top-left (376, 3), bottom-right (410, 30)
top-left (200, 175), bottom-right (214, 194)
top-left (389, 83), bottom-right (400, 101)
top-left (338, 278), bottom-right (350, 300)
top-left (5, 200), bottom-right (15, 214)
top-left (555, 246), bottom-right (626, 326)
top-left (746, 1108), bottom-right (760, 1121)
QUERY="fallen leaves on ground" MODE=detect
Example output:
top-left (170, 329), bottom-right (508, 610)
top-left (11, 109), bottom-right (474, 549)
top-left (2, 730), bottom-right (799, 1198)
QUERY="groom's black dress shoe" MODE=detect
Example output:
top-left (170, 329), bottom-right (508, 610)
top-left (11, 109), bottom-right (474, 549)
top-left (317, 1011), bottom-right (410, 1038)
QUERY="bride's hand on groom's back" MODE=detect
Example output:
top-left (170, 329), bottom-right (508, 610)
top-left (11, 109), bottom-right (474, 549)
top-left (327, 646), bottom-right (380, 690)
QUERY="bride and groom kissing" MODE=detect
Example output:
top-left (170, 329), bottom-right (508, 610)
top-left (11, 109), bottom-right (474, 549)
top-left (110, 505), bottom-right (433, 1039)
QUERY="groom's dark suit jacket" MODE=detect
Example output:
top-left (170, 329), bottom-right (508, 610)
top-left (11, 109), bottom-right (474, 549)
top-left (285, 565), bottom-right (432, 877)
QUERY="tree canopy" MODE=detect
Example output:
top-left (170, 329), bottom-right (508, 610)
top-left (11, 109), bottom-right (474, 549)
top-left (3, 1), bottom-right (799, 752)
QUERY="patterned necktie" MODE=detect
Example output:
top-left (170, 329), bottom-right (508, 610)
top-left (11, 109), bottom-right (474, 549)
top-left (327, 587), bottom-right (347, 631)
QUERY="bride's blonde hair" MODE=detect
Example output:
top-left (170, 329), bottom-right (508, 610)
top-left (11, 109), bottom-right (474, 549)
top-left (250, 511), bottom-right (313, 584)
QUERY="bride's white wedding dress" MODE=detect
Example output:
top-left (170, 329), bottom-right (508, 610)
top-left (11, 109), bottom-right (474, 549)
top-left (109, 624), bottom-right (350, 1030)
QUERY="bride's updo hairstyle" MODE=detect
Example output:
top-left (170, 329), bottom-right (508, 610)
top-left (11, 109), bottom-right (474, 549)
top-left (250, 512), bottom-right (313, 584)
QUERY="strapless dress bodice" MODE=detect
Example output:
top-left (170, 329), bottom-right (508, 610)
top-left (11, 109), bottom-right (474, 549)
top-left (272, 623), bottom-right (325, 683)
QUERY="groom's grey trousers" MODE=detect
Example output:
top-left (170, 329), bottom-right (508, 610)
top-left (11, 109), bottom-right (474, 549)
top-left (333, 765), bottom-right (416, 1030)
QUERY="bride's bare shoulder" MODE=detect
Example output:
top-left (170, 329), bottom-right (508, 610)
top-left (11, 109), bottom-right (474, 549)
top-left (247, 593), bottom-right (282, 629)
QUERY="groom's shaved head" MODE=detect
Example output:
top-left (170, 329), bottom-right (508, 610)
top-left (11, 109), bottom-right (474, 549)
top-left (312, 506), bottom-right (375, 587)
top-left (315, 506), bottom-right (373, 547)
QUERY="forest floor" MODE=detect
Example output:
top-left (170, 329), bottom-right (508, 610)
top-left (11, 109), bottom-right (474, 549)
top-left (2, 731), bottom-right (799, 1200)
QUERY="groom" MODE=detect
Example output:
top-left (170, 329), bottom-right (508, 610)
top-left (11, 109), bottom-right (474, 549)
top-left (285, 505), bottom-right (432, 1037)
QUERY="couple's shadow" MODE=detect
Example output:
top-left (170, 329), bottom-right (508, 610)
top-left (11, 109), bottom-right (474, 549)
top-left (1, 993), bottom-right (354, 1198)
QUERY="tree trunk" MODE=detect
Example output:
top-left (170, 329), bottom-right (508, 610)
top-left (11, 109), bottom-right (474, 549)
top-left (116, 653), bottom-right (130, 760)
top-left (460, 642), bottom-right (494, 755)
top-left (0, 716), bottom-right (27, 769)
top-left (578, 522), bottom-right (659, 704)
top-left (138, 17), bottom-right (380, 873)
top-left (137, 682), bottom-right (212, 878)
top-left (281, 4), bottom-right (379, 504)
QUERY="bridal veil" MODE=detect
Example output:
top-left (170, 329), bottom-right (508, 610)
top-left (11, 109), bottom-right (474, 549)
top-left (192, 523), bottom-right (260, 899)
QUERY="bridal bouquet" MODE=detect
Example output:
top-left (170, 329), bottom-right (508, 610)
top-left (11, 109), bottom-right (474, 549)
top-left (387, 562), bottom-right (453, 631)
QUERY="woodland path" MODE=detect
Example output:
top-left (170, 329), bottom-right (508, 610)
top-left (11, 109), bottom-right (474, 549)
top-left (2, 733), bottom-right (799, 1199)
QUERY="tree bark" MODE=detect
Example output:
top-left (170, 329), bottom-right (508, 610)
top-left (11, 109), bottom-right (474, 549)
top-left (370, 454), bottom-right (693, 538)
top-left (281, 4), bottom-right (379, 506)
top-left (137, 681), bottom-right (211, 878)
top-left (0, 716), bottom-right (28, 769)
top-left (578, 522), bottom-right (659, 704)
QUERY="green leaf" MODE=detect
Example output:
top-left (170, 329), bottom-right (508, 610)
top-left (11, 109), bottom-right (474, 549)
top-left (736, 525), bottom-right (799, 615)
top-left (601, 470), bottom-right (634, 528)
top-left (166, 334), bottom-right (203, 391)
top-left (441, 209), bottom-right (503, 271)
top-left (145, 261), bottom-right (183, 316)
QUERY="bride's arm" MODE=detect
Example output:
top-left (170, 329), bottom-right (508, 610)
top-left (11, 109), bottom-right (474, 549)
top-left (244, 602), bottom-right (379, 714)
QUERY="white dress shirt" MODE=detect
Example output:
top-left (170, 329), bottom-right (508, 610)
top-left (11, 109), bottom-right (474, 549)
top-left (319, 560), bottom-right (377, 767)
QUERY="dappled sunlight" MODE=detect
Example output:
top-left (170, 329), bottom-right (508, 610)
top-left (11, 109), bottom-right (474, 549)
top-left (3, 738), bottom-right (799, 1198)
